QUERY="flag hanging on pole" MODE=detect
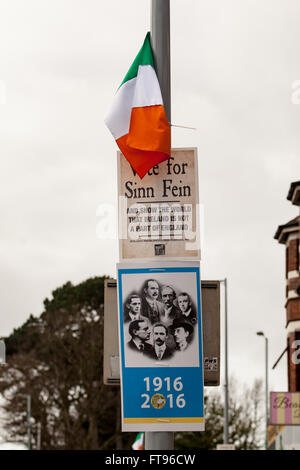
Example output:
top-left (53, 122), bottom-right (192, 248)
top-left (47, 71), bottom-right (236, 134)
top-left (105, 32), bottom-right (171, 179)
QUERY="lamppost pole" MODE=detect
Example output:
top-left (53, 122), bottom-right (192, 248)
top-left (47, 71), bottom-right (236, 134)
top-left (265, 336), bottom-right (269, 448)
top-left (144, 0), bottom-right (173, 451)
top-left (37, 422), bottom-right (41, 450)
top-left (18, 394), bottom-right (31, 450)
top-left (150, 0), bottom-right (171, 123)
top-left (27, 394), bottom-right (31, 450)
top-left (256, 331), bottom-right (269, 450)
top-left (221, 278), bottom-right (229, 444)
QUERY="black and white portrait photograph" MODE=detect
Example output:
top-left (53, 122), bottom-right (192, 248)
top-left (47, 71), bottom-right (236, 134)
top-left (118, 264), bottom-right (202, 368)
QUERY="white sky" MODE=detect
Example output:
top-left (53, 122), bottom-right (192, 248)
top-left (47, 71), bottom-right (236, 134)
top-left (1, 0), bottom-right (300, 397)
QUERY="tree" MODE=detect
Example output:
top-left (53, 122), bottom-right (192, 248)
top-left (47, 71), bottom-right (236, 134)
top-left (0, 276), bottom-right (264, 450)
top-left (0, 277), bottom-right (132, 450)
top-left (175, 377), bottom-right (264, 450)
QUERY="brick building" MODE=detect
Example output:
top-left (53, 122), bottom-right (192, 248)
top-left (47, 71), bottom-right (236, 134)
top-left (274, 181), bottom-right (300, 391)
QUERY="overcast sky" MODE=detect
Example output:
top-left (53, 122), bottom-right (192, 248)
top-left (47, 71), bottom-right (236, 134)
top-left (1, 0), bottom-right (300, 395)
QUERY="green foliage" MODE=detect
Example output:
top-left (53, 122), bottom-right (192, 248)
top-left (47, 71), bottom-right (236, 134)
top-left (0, 276), bottom-right (131, 450)
top-left (43, 277), bottom-right (106, 313)
top-left (175, 378), bottom-right (264, 450)
top-left (0, 276), bottom-right (264, 450)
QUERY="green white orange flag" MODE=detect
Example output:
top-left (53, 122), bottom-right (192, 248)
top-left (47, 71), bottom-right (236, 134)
top-left (132, 432), bottom-right (144, 450)
top-left (105, 32), bottom-right (171, 179)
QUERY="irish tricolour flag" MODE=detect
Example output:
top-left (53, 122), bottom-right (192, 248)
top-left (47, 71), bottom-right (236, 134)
top-left (105, 32), bottom-right (171, 179)
top-left (132, 432), bottom-right (144, 450)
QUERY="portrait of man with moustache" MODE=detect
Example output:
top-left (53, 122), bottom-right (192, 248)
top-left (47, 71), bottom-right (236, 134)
top-left (144, 323), bottom-right (173, 361)
top-left (140, 279), bottom-right (165, 324)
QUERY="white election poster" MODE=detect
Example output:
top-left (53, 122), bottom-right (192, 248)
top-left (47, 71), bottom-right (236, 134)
top-left (117, 261), bottom-right (204, 432)
top-left (118, 148), bottom-right (200, 260)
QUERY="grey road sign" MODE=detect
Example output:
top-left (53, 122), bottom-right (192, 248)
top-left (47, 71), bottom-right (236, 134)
top-left (103, 279), bottom-right (220, 387)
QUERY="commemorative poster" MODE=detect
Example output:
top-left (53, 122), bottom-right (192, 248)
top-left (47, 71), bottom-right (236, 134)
top-left (118, 148), bottom-right (200, 260)
top-left (117, 261), bottom-right (204, 432)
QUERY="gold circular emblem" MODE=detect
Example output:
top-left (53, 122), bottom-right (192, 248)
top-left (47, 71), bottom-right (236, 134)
top-left (151, 393), bottom-right (166, 409)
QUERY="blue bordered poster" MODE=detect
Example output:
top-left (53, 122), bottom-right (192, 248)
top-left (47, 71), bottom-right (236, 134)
top-left (117, 261), bottom-right (204, 432)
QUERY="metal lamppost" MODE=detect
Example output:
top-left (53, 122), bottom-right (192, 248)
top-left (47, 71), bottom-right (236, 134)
top-left (19, 394), bottom-right (31, 450)
top-left (220, 278), bottom-right (229, 444)
top-left (256, 331), bottom-right (269, 450)
top-left (37, 422), bottom-right (41, 450)
top-left (144, 0), bottom-right (173, 451)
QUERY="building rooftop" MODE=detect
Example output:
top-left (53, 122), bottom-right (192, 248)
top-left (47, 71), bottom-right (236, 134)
top-left (274, 216), bottom-right (299, 244)
top-left (287, 181), bottom-right (300, 206)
